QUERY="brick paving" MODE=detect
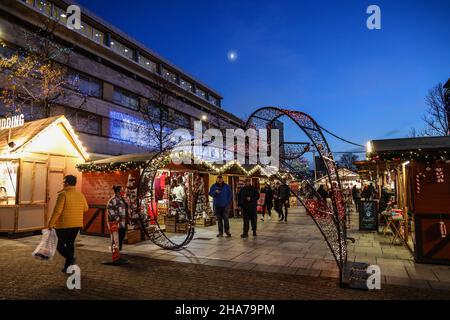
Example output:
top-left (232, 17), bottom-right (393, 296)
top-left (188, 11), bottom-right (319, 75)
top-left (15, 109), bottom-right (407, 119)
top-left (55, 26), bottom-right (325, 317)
top-left (0, 239), bottom-right (449, 300)
top-left (8, 207), bottom-right (450, 292)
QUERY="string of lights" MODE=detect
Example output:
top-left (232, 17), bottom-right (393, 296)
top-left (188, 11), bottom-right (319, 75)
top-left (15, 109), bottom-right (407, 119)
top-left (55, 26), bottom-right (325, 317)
top-left (77, 152), bottom-right (272, 177)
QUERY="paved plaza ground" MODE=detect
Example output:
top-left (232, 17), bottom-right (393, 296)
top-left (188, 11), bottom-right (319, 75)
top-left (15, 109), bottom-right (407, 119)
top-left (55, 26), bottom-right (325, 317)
top-left (0, 237), bottom-right (449, 300)
top-left (1, 207), bottom-right (450, 299)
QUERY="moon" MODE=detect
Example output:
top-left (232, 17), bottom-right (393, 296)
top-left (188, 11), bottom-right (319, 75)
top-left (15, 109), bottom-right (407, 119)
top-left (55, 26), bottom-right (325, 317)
top-left (227, 51), bottom-right (238, 62)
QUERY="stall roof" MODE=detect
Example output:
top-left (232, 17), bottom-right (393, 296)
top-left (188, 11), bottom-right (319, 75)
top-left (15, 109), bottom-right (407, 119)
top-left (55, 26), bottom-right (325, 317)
top-left (0, 115), bottom-right (89, 160)
top-left (370, 136), bottom-right (450, 152)
top-left (88, 152), bottom-right (158, 164)
top-left (314, 167), bottom-right (359, 183)
top-left (79, 151), bottom-right (216, 172)
top-left (367, 136), bottom-right (450, 162)
top-left (211, 162), bottom-right (267, 177)
top-left (79, 152), bottom-right (272, 176)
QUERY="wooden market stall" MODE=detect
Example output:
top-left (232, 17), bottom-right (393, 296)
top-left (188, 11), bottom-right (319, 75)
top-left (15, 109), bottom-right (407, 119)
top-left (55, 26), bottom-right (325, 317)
top-left (0, 115), bottom-right (88, 235)
top-left (356, 136), bottom-right (450, 264)
top-left (206, 162), bottom-right (269, 217)
top-left (77, 153), bottom-right (215, 242)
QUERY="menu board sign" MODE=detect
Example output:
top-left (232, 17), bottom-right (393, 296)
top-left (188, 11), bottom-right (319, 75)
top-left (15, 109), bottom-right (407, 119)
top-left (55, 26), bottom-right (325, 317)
top-left (359, 200), bottom-right (378, 231)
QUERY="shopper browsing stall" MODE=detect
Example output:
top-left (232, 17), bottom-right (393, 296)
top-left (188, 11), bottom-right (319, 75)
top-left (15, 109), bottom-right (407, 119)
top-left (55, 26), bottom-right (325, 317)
top-left (106, 185), bottom-right (129, 252)
top-left (209, 175), bottom-right (232, 238)
top-left (171, 179), bottom-right (186, 207)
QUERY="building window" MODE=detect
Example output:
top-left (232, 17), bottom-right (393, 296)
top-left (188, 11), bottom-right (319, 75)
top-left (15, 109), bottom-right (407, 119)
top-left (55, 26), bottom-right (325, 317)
top-left (113, 88), bottom-right (139, 110)
top-left (172, 112), bottom-right (190, 128)
top-left (209, 95), bottom-right (220, 107)
top-left (65, 109), bottom-right (101, 135)
top-left (24, 0), bottom-right (35, 7)
top-left (52, 5), bottom-right (68, 25)
top-left (110, 39), bottom-right (133, 59)
top-left (78, 75), bottom-right (102, 97)
top-left (196, 88), bottom-right (206, 99)
top-left (109, 111), bottom-right (149, 147)
top-left (162, 67), bottom-right (178, 84)
top-left (0, 160), bottom-right (19, 205)
top-left (92, 28), bottom-right (105, 45)
top-left (67, 71), bottom-right (102, 98)
top-left (36, 0), bottom-right (52, 16)
top-left (143, 104), bottom-right (162, 120)
top-left (139, 55), bottom-right (157, 73)
top-left (77, 22), bottom-right (93, 39)
top-left (180, 78), bottom-right (193, 92)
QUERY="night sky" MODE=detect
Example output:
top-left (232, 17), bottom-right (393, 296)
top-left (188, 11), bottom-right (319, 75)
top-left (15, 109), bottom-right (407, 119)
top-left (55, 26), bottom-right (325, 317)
top-left (76, 0), bottom-right (450, 155)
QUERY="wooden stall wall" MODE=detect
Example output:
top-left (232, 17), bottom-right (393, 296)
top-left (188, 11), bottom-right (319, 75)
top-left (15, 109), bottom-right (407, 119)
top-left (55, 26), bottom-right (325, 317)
top-left (81, 170), bottom-right (140, 235)
top-left (412, 161), bottom-right (450, 264)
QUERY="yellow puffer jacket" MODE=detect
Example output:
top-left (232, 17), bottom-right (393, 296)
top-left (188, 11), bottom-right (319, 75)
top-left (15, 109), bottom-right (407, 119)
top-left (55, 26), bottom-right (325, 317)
top-left (48, 186), bottom-right (89, 229)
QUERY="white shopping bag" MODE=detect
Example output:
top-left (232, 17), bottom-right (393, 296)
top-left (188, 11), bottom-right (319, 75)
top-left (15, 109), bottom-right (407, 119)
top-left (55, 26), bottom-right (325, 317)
top-left (32, 228), bottom-right (58, 260)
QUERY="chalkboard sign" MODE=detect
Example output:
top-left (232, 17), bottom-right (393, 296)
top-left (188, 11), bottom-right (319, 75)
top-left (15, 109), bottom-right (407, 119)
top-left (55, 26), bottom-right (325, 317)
top-left (359, 200), bottom-right (378, 231)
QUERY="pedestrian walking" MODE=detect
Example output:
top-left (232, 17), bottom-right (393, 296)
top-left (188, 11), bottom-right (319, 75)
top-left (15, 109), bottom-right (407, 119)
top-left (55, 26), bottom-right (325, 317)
top-left (278, 182), bottom-right (290, 222)
top-left (209, 175), bottom-right (232, 237)
top-left (47, 175), bottom-right (88, 273)
top-left (261, 182), bottom-right (273, 221)
top-left (352, 185), bottom-right (361, 212)
top-left (238, 178), bottom-right (260, 238)
top-left (106, 185), bottom-right (129, 252)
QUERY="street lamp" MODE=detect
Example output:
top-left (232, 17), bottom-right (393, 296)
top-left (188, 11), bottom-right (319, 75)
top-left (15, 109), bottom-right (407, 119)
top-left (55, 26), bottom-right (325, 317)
top-left (201, 115), bottom-right (207, 121)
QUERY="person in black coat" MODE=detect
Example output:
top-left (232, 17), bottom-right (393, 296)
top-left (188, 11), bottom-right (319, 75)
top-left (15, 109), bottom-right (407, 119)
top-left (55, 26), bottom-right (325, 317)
top-left (238, 178), bottom-right (260, 237)
top-left (278, 182), bottom-right (290, 222)
top-left (261, 182), bottom-right (273, 221)
top-left (352, 185), bottom-right (361, 212)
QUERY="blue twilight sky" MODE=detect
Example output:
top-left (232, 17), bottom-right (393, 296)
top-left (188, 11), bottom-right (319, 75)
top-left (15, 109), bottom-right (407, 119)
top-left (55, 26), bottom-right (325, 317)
top-left (76, 0), bottom-right (450, 155)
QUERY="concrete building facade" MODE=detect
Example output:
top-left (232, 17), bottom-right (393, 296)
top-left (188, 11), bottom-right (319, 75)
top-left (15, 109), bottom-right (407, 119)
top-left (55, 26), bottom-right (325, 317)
top-left (0, 0), bottom-right (244, 158)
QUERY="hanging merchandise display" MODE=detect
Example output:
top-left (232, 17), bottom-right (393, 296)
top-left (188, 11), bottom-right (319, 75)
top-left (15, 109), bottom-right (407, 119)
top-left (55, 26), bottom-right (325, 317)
top-left (192, 173), bottom-right (214, 221)
top-left (126, 173), bottom-right (147, 229)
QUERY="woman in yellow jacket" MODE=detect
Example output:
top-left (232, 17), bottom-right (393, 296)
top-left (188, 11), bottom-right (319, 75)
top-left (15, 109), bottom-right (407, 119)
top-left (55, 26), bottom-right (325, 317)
top-left (48, 175), bottom-right (89, 272)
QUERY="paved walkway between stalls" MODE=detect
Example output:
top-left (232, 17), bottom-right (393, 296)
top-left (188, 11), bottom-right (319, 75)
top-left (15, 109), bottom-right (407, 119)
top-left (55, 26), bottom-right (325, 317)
top-left (0, 238), bottom-right (449, 299)
top-left (6, 207), bottom-right (450, 292)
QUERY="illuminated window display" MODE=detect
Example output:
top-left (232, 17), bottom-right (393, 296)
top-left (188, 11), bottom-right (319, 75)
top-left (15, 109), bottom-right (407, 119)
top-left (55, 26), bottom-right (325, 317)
top-left (0, 160), bottom-right (18, 205)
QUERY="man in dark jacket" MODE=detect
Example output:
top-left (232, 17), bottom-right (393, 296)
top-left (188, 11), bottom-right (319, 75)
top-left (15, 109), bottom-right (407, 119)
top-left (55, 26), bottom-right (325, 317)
top-left (352, 185), bottom-right (361, 212)
top-left (238, 178), bottom-right (260, 238)
top-left (209, 175), bottom-right (232, 237)
top-left (261, 182), bottom-right (273, 221)
top-left (278, 182), bottom-right (290, 222)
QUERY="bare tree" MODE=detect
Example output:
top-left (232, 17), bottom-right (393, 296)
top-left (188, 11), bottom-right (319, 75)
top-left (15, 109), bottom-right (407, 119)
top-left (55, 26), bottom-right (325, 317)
top-left (337, 153), bottom-right (359, 171)
top-left (0, 18), bottom-right (87, 119)
top-left (421, 83), bottom-right (449, 136)
top-left (408, 127), bottom-right (419, 138)
top-left (139, 77), bottom-right (177, 152)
